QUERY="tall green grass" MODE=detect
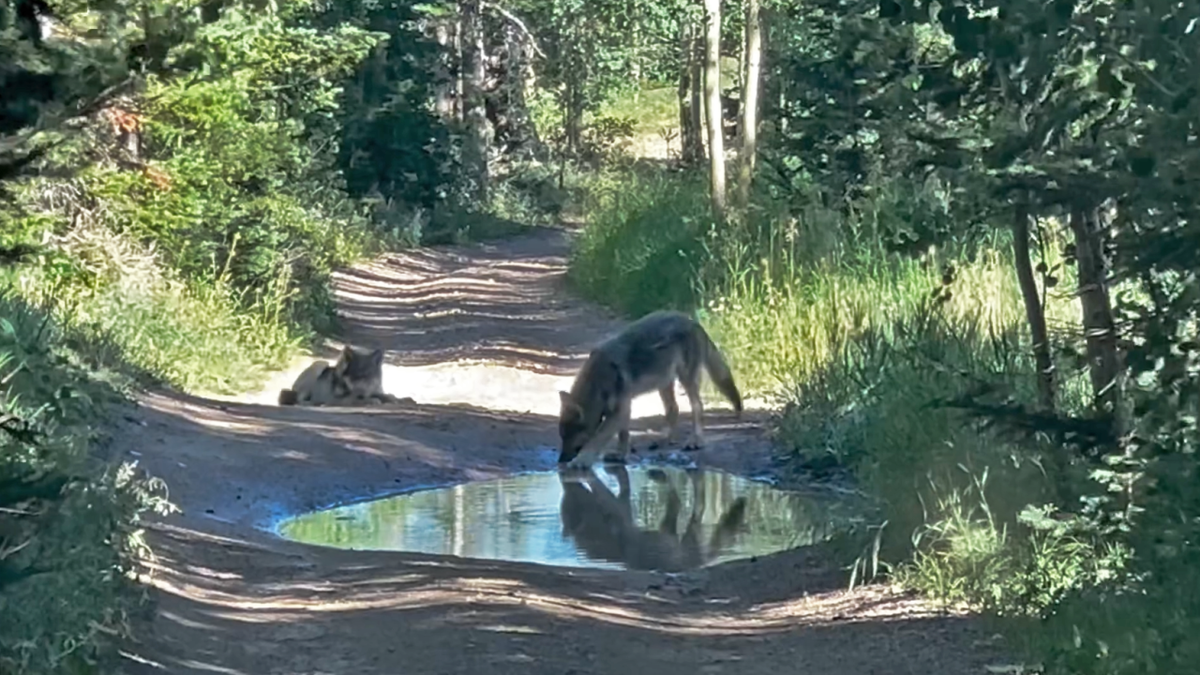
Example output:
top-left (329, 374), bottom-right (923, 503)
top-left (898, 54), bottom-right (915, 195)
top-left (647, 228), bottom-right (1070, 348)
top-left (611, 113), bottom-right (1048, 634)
top-left (0, 284), bottom-right (174, 674)
top-left (568, 164), bottom-right (1116, 624)
top-left (10, 218), bottom-right (302, 395)
top-left (568, 170), bottom-right (714, 316)
top-left (600, 86), bottom-right (679, 136)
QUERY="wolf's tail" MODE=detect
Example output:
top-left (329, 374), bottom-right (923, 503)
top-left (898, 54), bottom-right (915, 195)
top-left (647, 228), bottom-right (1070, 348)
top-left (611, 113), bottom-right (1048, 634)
top-left (697, 325), bottom-right (743, 414)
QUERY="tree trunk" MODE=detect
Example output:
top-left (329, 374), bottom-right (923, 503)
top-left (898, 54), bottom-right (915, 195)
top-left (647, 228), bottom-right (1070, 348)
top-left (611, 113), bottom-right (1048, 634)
top-left (689, 28), bottom-right (705, 163)
top-left (703, 0), bottom-right (726, 220)
top-left (678, 22), bottom-right (702, 164)
top-left (459, 0), bottom-right (491, 201)
top-left (736, 0), bottom-right (761, 210)
top-left (433, 18), bottom-right (457, 121)
top-left (1068, 206), bottom-right (1122, 424)
top-left (454, 13), bottom-right (465, 121)
top-left (563, 79), bottom-right (584, 157)
top-left (501, 22), bottom-right (544, 159)
top-left (677, 44), bottom-right (693, 162)
top-left (1013, 203), bottom-right (1056, 412)
top-left (630, 18), bottom-right (642, 93)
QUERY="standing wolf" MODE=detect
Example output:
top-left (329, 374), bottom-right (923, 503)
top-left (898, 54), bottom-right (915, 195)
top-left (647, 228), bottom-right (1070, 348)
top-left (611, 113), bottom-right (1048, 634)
top-left (557, 310), bottom-right (743, 465)
top-left (279, 345), bottom-right (404, 406)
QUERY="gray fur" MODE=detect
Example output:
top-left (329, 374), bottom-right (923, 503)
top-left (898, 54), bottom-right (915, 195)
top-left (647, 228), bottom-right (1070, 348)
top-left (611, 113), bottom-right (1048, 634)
top-left (558, 310), bottom-right (743, 465)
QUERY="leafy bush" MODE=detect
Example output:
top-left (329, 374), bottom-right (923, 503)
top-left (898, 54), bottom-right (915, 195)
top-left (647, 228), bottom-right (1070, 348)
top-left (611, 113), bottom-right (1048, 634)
top-left (568, 160), bottom-right (1116, 623)
top-left (89, 9), bottom-right (386, 329)
top-left (323, 0), bottom-right (453, 213)
top-left (0, 6), bottom-right (409, 394)
top-left (8, 182), bottom-right (300, 395)
top-left (0, 284), bottom-right (173, 674)
top-left (568, 170), bottom-right (714, 317)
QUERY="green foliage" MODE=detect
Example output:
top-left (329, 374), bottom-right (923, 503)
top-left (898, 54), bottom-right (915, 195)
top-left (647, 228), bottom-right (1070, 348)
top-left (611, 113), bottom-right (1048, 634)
top-left (17, 245), bottom-right (299, 395)
top-left (0, 1), bottom-right (408, 397)
top-left (5, 0), bottom-right (1199, 671)
top-left (319, 0), bottom-right (454, 212)
top-left (1, 195), bottom-right (299, 393)
top-left (597, 85), bottom-right (678, 139)
top-left (894, 471), bottom-right (1125, 618)
top-left (0, 283), bottom-right (173, 675)
top-left (517, 0), bottom-right (695, 159)
top-left (578, 113), bottom-right (637, 166)
top-left (103, 9), bottom-right (385, 328)
top-left (567, 156), bottom-right (1112, 648)
top-left (0, 0), bottom-right (133, 137)
top-left (568, 169), bottom-right (714, 316)
top-left (1014, 558), bottom-right (1200, 675)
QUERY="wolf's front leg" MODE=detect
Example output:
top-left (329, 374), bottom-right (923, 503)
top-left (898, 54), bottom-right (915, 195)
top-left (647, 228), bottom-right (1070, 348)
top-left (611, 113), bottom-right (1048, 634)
top-left (682, 380), bottom-right (706, 450)
top-left (569, 403), bottom-right (631, 468)
top-left (647, 385), bottom-right (681, 451)
top-left (603, 403), bottom-right (634, 464)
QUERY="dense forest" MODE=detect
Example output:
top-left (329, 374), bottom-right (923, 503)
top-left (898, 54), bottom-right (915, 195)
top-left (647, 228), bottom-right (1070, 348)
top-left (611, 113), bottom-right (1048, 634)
top-left (1, 0), bottom-right (1198, 672)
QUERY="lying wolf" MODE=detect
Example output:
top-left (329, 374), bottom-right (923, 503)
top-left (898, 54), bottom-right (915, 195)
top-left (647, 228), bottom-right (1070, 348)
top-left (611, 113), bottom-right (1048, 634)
top-left (277, 358), bottom-right (348, 406)
top-left (278, 345), bottom-right (408, 406)
top-left (558, 464), bottom-right (748, 573)
top-left (557, 310), bottom-right (743, 466)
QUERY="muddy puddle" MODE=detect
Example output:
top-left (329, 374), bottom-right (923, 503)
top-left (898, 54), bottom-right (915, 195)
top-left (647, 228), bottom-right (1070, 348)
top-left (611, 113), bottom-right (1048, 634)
top-left (278, 465), bottom-right (850, 572)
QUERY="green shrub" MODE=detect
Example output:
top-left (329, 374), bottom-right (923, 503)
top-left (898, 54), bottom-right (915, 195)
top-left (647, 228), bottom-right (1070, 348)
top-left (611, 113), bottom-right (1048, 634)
top-left (6, 201), bottom-right (300, 395)
top-left (568, 161), bottom-right (1114, 624)
top-left (0, 7), bottom-right (400, 395)
top-left (90, 69), bottom-right (375, 330)
top-left (569, 170), bottom-right (714, 317)
top-left (0, 284), bottom-right (173, 675)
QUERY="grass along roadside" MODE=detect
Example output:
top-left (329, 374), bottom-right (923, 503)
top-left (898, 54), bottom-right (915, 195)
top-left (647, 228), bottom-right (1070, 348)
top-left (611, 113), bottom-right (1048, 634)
top-left (0, 281), bottom-right (174, 674)
top-left (566, 163), bottom-right (1122, 636)
top-left (7, 218), bottom-right (304, 397)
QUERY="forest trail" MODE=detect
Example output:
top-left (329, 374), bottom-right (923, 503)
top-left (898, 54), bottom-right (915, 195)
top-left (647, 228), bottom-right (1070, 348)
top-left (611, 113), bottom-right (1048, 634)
top-left (113, 225), bottom-right (1004, 675)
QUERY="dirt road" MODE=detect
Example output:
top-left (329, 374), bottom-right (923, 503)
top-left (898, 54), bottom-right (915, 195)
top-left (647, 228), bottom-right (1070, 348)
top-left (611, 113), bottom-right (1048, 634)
top-left (113, 226), bottom-right (1004, 674)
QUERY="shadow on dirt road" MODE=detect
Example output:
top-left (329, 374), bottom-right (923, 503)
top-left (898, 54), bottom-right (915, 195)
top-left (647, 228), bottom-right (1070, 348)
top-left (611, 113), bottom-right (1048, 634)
top-left (114, 226), bottom-right (1005, 674)
top-left (330, 226), bottom-right (617, 375)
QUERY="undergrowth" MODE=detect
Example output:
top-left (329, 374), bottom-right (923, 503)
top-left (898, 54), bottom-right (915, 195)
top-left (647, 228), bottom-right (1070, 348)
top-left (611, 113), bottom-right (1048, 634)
top-left (0, 282), bottom-right (174, 674)
top-left (568, 169), bottom-right (713, 316)
top-left (6, 198), bottom-right (303, 395)
top-left (568, 161), bottom-right (1124, 636)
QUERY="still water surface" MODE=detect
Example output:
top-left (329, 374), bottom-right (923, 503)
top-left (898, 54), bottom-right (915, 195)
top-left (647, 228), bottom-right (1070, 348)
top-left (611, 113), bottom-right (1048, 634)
top-left (278, 465), bottom-right (847, 572)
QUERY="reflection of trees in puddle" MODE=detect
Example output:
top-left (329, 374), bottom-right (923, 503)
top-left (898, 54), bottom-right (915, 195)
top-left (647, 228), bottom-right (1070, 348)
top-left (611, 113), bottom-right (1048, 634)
top-left (279, 478), bottom-right (581, 564)
top-left (278, 466), bottom-right (851, 568)
top-left (559, 465), bottom-right (749, 572)
top-left (281, 496), bottom-right (416, 551)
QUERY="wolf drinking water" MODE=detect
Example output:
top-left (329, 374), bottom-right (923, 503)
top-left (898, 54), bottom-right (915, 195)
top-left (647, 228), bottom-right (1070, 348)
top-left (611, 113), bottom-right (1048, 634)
top-left (557, 310), bottom-right (743, 466)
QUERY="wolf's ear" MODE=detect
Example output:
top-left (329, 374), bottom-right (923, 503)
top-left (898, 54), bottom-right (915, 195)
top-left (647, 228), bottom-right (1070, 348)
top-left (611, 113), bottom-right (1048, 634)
top-left (558, 391), bottom-right (581, 417)
top-left (370, 348), bottom-right (384, 367)
top-left (333, 346), bottom-right (353, 375)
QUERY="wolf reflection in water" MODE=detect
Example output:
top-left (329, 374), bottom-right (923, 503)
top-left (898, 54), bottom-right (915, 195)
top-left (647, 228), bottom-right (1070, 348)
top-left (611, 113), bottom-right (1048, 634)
top-left (559, 464), bottom-right (748, 572)
top-left (275, 464), bottom-right (840, 569)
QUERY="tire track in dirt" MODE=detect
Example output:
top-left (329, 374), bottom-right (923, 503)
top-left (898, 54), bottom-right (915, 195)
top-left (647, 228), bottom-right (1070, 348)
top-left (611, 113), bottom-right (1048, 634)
top-left (113, 225), bottom-right (1006, 675)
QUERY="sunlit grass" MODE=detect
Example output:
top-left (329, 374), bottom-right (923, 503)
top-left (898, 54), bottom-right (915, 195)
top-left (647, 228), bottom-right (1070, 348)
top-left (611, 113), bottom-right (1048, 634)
top-left (702, 242), bottom-right (1081, 398)
top-left (599, 86), bottom-right (680, 138)
top-left (10, 224), bottom-right (302, 396)
top-left (568, 158), bottom-right (1110, 622)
